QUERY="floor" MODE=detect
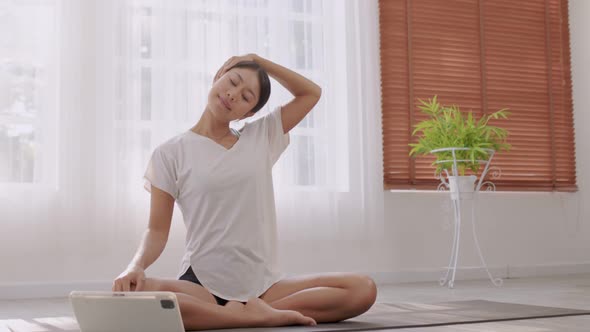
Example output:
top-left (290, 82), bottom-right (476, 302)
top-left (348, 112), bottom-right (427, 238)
top-left (1, 273), bottom-right (589, 331)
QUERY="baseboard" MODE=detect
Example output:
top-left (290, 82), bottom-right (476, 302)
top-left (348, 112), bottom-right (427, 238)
top-left (2, 262), bottom-right (590, 300)
top-left (0, 280), bottom-right (112, 300)
top-left (506, 262), bottom-right (590, 278)
top-left (369, 262), bottom-right (590, 285)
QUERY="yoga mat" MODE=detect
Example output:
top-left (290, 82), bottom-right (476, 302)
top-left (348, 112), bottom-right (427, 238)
top-left (3, 300), bottom-right (589, 331)
top-left (209, 300), bottom-right (590, 332)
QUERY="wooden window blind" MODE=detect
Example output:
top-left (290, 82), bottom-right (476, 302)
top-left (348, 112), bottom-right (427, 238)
top-left (379, 0), bottom-right (577, 192)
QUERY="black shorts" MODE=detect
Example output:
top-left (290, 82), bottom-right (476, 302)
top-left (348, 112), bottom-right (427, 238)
top-left (179, 266), bottom-right (231, 306)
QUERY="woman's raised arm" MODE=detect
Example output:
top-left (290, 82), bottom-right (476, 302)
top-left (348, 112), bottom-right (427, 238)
top-left (218, 54), bottom-right (322, 134)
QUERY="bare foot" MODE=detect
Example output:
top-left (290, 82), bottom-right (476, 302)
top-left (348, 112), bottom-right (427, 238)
top-left (237, 298), bottom-right (317, 327)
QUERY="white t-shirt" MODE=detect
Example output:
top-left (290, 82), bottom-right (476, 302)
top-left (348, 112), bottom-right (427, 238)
top-left (143, 106), bottom-right (289, 302)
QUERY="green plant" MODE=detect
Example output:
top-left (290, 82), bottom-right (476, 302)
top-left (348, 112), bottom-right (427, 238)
top-left (409, 96), bottom-right (511, 175)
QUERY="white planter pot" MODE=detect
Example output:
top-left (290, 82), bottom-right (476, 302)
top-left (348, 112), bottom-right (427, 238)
top-left (448, 175), bottom-right (477, 200)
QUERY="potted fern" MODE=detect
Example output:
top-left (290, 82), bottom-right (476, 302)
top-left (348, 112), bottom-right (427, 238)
top-left (409, 96), bottom-right (511, 198)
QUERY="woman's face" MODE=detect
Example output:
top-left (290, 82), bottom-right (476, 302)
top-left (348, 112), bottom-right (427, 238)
top-left (208, 67), bottom-right (260, 122)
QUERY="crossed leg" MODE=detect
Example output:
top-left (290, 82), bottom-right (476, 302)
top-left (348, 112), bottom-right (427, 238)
top-left (259, 273), bottom-right (378, 323)
top-left (139, 278), bottom-right (316, 330)
top-left (138, 273), bottom-right (377, 329)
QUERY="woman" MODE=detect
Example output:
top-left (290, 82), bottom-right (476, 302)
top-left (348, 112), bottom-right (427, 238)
top-left (112, 54), bottom-right (377, 331)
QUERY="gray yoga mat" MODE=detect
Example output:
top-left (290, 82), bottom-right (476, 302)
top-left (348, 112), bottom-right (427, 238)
top-left (4, 300), bottom-right (590, 331)
top-left (206, 300), bottom-right (590, 332)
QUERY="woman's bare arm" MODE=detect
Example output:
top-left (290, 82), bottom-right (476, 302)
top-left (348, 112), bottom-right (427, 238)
top-left (252, 54), bottom-right (321, 133)
top-left (112, 185), bottom-right (174, 291)
top-left (218, 54), bottom-right (322, 134)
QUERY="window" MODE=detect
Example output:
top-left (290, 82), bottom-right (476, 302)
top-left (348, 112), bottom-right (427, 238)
top-left (379, 0), bottom-right (577, 192)
top-left (120, 0), bottom-right (346, 190)
top-left (0, 0), bottom-right (58, 185)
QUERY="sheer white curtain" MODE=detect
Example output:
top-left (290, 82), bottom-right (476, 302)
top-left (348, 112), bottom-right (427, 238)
top-left (0, 0), bottom-right (114, 283)
top-left (0, 0), bottom-right (385, 285)
top-left (273, 0), bottom-right (386, 272)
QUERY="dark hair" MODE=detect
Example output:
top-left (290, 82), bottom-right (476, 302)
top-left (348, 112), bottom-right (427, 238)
top-left (227, 61), bottom-right (271, 113)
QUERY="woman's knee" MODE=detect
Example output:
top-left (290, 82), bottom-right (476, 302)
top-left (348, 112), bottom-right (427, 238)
top-left (350, 274), bottom-right (377, 313)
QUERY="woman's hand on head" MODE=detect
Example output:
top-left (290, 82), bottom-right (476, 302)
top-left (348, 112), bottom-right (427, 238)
top-left (214, 54), bottom-right (258, 82)
top-left (112, 265), bottom-right (146, 292)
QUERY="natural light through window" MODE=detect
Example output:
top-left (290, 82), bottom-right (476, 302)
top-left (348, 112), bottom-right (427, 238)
top-left (0, 0), bottom-right (58, 185)
top-left (121, 0), bottom-right (346, 191)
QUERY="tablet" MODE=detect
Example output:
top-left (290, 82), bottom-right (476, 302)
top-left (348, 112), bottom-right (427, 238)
top-left (69, 291), bottom-right (185, 332)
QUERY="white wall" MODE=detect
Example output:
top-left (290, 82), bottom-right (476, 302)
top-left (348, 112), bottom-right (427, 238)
top-left (1, 0), bottom-right (588, 299)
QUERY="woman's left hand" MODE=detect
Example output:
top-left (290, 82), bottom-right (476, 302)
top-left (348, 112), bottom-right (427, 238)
top-left (214, 54), bottom-right (257, 81)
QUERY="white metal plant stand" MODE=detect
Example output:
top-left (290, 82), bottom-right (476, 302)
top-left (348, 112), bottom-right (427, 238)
top-left (431, 147), bottom-right (503, 289)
